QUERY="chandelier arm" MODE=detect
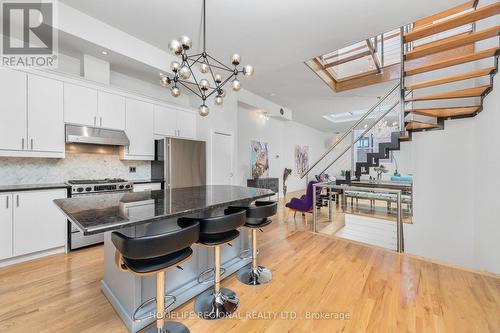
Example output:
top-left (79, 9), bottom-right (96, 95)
top-left (178, 80), bottom-right (203, 98)
top-left (206, 63), bottom-right (233, 73)
top-left (187, 53), bottom-right (203, 59)
top-left (205, 72), bottom-right (235, 99)
top-left (204, 57), bottom-right (219, 89)
top-left (206, 54), bottom-right (233, 71)
top-left (185, 57), bottom-right (205, 97)
top-left (189, 55), bottom-right (232, 72)
top-left (187, 54), bottom-right (204, 69)
top-left (176, 79), bottom-right (200, 87)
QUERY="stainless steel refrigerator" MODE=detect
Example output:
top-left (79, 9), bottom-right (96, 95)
top-left (152, 138), bottom-right (206, 188)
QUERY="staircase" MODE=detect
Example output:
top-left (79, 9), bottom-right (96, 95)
top-left (403, 1), bottom-right (500, 131)
top-left (354, 1), bottom-right (499, 178)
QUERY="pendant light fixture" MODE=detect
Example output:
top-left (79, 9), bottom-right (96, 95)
top-left (160, 0), bottom-right (254, 116)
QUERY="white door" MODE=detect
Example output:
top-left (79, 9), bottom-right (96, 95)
top-left (212, 132), bottom-right (233, 185)
top-left (154, 105), bottom-right (177, 136)
top-left (177, 111), bottom-right (197, 139)
top-left (0, 69), bottom-right (27, 151)
top-left (124, 98), bottom-right (154, 159)
top-left (0, 194), bottom-right (13, 260)
top-left (64, 83), bottom-right (98, 126)
top-left (13, 190), bottom-right (67, 256)
top-left (28, 75), bottom-right (65, 153)
top-left (98, 91), bottom-right (126, 130)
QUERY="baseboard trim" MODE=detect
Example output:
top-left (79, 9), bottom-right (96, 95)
top-left (0, 246), bottom-right (65, 268)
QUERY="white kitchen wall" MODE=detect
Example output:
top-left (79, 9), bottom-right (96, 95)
top-left (236, 104), bottom-right (329, 196)
top-left (0, 152), bottom-right (150, 184)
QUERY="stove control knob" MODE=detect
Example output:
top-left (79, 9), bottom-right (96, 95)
top-left (119, 185), bottom-right (124, 190)
top-left (125, 184), bottom-right (131, 189)
top-left (85, 187), bottom-right (92, 192)
top-left (76, 187), bottom-right (84, 193)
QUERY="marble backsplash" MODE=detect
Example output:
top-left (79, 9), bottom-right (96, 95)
top-left (0, 152), bottom-right (151, 185)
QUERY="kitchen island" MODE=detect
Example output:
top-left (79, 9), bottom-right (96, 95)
top-left (54, 185), bottom-right (274, 332)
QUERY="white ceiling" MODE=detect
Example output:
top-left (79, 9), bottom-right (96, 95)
top-left (59, 0), bottom-right (462, 132)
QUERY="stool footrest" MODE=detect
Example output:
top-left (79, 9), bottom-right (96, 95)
top-left (197, 267), bottom-right (227, 284)
top-left (133, 294), bottom-right (177, 322)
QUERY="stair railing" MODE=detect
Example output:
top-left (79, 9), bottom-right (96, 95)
top-left (301, 82), bottom-right (401, 180)
top-left (317, 99), bottom-right (400, 176)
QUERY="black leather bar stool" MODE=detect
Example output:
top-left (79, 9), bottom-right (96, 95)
top-left (112, 219), bottom-right (200, 333)
top-left (180, 208), bottom-right (246, 320)
top-left (230, 201), bottom-right (277, 285)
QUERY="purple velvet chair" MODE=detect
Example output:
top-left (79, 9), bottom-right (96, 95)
top-left (285, 181), bottom-right (319, 226)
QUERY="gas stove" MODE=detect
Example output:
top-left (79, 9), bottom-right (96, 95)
top-left (67, 178), bottom-right (134, 195)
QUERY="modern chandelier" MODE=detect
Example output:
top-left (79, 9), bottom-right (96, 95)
top-left (160, 0), bottom-right (254, 116)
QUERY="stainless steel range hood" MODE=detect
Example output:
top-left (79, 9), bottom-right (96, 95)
top-left (65, 124), bottom-right (130, 146)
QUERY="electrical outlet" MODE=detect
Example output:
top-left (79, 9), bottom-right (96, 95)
top-left (129, 166), bottom-right (137, 173)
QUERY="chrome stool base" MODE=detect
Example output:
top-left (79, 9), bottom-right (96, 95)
top-left (143, 321), bottom-right (189, 333)
top-left (237, 264), bottom-right (272, 285)
top-left (194, 288), bottom-right (239, 320)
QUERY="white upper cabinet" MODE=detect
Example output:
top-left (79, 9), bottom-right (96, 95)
top-left (122, 98), bottom-right (154, 160)
top-left (28, 75), bottom-right (64, 153)
top-left (0, 69), bottom-right (27, 151)
top-left (0, 194), bottom-right (13, 261)
top-left (98, 91), bottom-right (126, 130)
top-left (154, 105), bottom-right (177, 136)
top-left (177, 111), bottom-right (197, 139)
top-left (64, 83), bottom-right (98, 126)
top-left (154, 105), bottom-right (197, 139)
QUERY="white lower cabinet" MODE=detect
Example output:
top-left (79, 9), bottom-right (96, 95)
top-left (0, 194), bottom-right (13, 260)
top-left (0, 189), bottom-right (67, 261)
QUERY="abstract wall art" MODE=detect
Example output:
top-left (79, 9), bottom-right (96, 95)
top-left (250, 140), bottom-right (269, 179)
top-left (295, 145), bottom-right (309, 177)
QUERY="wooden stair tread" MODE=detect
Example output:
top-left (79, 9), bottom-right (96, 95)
top-left (412, 1), bottom-right (475, 31)
top-left (405, 2), bottom-right (500, 42)
top-left (406, 85), bottom-right (491, 101)
top-left (408, 106), bottom-right (480, 117)
top-left (405, 121), bottom-right (439, 130)
top-left (405, 25), bottom-right (500, 60)
top-left (399, 135), bottom-right (410, 141)
top-left (405, 47), bottom-right (500, 76)
top-left (406, 67), bottom-right (496, 89)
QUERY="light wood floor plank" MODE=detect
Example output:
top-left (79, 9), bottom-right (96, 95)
top-left (0, 198), bottom-right (498, 333)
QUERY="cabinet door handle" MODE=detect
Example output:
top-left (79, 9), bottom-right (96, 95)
top-left (100, 117), bottom-right (102, 127)
top-left (21, 138), bottom-right (25, 150)
top-left (30, 138), bottom-right (34, 150)
top-left (5, 196), bottom-right (8, 209)
top-left (16, 195), bottom-right (19, 208)
top-left (94, 116), bottom-right (97, 127)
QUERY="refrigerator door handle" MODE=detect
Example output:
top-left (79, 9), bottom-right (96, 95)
top-left (166, 139), bottom-right (172, 188)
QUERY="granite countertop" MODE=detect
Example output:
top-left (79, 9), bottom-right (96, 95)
top-left (132, 179), bottom-right (165, 184)
top-left (0, 183), bottom-right (71, 193)
top-left (54, 185), bottom-right (274, 235)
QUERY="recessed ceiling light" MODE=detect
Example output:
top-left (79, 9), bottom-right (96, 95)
top-left (159, 72), bottom-right (164, 76)
top-left (270, 93), bottom-right (276, 97)
top-left (101, 50), bottom-right (108, 55)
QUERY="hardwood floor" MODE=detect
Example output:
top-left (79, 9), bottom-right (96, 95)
top-left (0, 200), bottom-right (499, 333)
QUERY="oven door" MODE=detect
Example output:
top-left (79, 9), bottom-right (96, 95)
top-left (68, 193), bottom-right (105, 250)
